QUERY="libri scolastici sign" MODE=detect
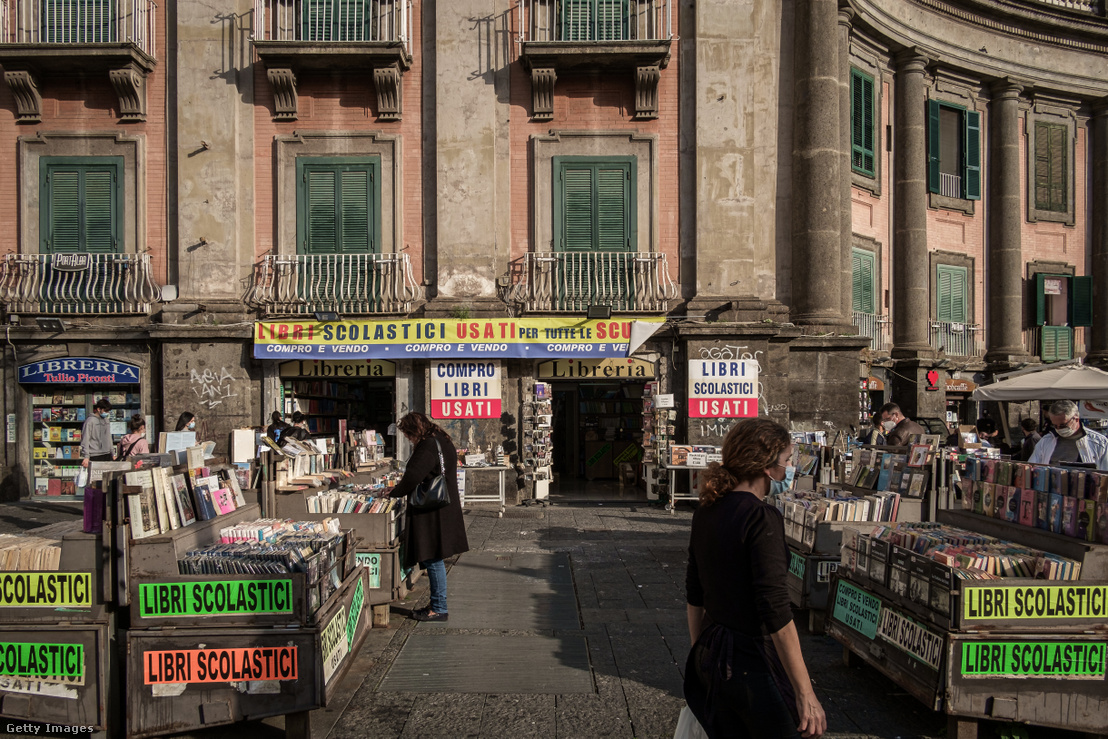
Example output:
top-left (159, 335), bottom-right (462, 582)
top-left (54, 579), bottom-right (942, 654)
top-left (254, 318), bottom-right (663, 360)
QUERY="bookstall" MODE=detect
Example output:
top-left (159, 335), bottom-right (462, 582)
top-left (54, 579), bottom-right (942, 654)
top-left (0, 522), bottom-right (117, 733)
top-left (827, 457), bottom-right (1108, 737)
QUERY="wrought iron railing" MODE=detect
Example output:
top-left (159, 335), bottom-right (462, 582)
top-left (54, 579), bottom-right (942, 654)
top-left (852, 311), bottom-right (891, 353)
top-left (509, 251), bottom-right (677, 313)
top-left (0, 252), bottom-right (161, 314)
top-left (0, 0), bottom-right (156, 56)
top-left (245, 253), bottom-right (422, 315)
top-left (517, 0), bottom-right (672, 42)
top-left (930, 320), bottom-right (984, 357)
top-left (939, 172), bottom-right (962, 199)
top-left (253, 0), bottom-right (411, 46)
top-left (1026, 0), bottom-right (1103, 14)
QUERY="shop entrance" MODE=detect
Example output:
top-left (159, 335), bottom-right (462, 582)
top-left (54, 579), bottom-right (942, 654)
top-left (551, 381), bottom-right (644, 481)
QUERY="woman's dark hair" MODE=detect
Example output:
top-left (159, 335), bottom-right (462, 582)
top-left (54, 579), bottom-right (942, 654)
top-left (699, 419), bottom-right (791, 506)
top-left (1020, 417), bottom-right (1038, 432)
top-left (870, 413), bottom-right (882, 428)
top-left (396, 412), bottom-right (444, 444)
top-left (292, 411), bottom-right (305, 424)
top-left (175, 412), bottom-right (195, 431)
top-left (270, 411), bottom-right (284, 425)
top-left (129, 413), bottom-right (145, 433)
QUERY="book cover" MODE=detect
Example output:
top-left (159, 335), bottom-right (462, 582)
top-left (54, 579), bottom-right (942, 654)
top-left (223, 470), bottom-right (247, 507)
top-left (908, 473), bottom-right (925, 498)
top-left (212, 488), bottom-right (238, 516)
top-left (127, 489), bottom-right (158, 539)
top-left (168, 474), bottom-right (196, 527)
top-left (191, 482), bottom-right (217, 521)
top-left (1048, 492), bottom-right (1064, 534)
top-left (1049, 468), bottom-right (1066, 497)
top-left (993, 487), bottom-right (1007, 520)
top-left (1032, 466), bottom-right (1050, 492)
top-left (1062, 496), bottom-right (1078, 538)
top-left (1036, 490), bottom-right (1051, 530)
top-left (982, 460), bottom-right (996, 483)
top-left (981, 483), bottom-right (995, 517)
top-left (1077, 500), bottom-right (1095, 542)
top-left (151, 468), bottom-right (180, 531)
top-left (973, 481), bottom-right (985, 514)
top-left (47, 479), bottom-right (62, 497)
top-left (1018, 488), bottom-right (1035, 527)
top-left (996, 462), bottom-right (1012, 487)
top-left (1097, 478), bottom-right (1108, 545)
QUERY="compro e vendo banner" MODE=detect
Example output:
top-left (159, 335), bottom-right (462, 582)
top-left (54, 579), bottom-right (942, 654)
top-left (431, 360), bottom-right (502, 419)
top-left (687, 360), bottom-right (759, 418)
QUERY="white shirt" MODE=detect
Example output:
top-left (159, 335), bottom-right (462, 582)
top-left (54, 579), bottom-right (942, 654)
top-left (1028, 428), bottom-right (1108, 471)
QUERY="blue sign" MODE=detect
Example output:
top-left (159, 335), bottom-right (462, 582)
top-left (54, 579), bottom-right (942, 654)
top-left (19, 358), bottom-right (141, 385)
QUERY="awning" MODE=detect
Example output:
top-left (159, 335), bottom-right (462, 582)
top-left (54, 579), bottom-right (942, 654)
top-left (254, 317), bottom-right (665, 360)
top-left (972, 363), bottom-right (1108, 401)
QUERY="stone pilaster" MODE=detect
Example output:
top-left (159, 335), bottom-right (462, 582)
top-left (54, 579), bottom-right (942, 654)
top-left (839, 7), bottom-right (856, 324)
top-left (790, 0), bottom-right (843, 329)
top-left (1087, 100), bottom-right (1108, 367)
top-left (892, 50), bottom-right (931, 354)
top-left (985, 80), bottom-right (1028, 366)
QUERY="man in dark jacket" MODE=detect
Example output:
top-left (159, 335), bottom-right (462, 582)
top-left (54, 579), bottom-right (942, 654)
top-left (1018, 417), bottom-right (1042, 461)
top-left (879, 402), bottom-right (926, 447)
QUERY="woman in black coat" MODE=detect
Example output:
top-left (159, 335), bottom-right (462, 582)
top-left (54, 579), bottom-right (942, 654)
top-left (389, 412), bottom-right (469, 622)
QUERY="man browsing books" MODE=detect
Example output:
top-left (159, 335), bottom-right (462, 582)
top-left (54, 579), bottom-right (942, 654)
top-left (80, 398), bottom-right (114, 466)
top-left (1029, 399), bottom-right (1108, 470)
top-left (878, 402), bottom-right (925, 447)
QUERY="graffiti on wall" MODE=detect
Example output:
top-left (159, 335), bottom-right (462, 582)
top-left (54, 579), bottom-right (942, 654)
top-left (190, 367), bottom-right (239, 409)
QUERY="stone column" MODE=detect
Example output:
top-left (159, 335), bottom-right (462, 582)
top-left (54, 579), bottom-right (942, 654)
top-left (985, 80), bottom-right (1027, 364)
top-left (790, 0), bottom-right (842, 328)
top-left (892, 50), bottom-right (931, 353)
top-left (839, 8), bottom-right (856, 324)
top-left (1087, 101), bottom-right (1108, 365)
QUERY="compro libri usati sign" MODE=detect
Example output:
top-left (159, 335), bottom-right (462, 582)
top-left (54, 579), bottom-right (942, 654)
top-left (431, 360), bottom-right (502, 419)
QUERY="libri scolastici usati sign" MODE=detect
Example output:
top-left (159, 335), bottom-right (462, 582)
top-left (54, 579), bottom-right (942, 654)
top-left (254, 318), bottom-right (664, 360)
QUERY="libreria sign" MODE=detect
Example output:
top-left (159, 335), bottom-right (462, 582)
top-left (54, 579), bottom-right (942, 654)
top-left (19, 358), bottom-right (141, 385)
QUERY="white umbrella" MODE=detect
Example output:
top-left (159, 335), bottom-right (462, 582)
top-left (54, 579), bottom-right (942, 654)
top-left (972, 363), bottom-right (1108, 402)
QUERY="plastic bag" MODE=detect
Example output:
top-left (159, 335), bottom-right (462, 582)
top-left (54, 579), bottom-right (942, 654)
top-left (74, 465), bottom-right (90, 489)
top-left (673, 705), bottom-right (709, 739)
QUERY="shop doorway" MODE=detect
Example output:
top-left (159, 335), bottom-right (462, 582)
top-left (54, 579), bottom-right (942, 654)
top-left (551, 381), bottom-right (644, 483)
top-left (281, 372), bottom-right (396, 458)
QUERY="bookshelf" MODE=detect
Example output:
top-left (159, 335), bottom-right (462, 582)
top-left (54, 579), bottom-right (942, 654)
top-left (578, 383), bottom-right (643, 480)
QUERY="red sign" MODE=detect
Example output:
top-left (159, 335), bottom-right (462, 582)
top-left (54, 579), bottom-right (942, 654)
top-left (144, 647), bottom-right (298, 684)
top-left (926, 370), bottom-right (940, 391)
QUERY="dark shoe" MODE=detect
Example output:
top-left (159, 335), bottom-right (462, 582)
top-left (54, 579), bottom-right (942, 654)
top-left (413, 610), bottom-right (448, 622)
top-left (410, 606), bottom-right (431, 619)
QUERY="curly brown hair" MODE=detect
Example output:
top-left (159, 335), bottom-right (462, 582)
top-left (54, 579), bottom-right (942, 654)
top-left (698, 418), bottom-right (791, 506)
top-left (396, 412), bottom-right (445, 444)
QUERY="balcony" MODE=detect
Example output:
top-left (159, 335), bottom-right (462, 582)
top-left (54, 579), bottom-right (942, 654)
top-left (852, 311), bottom-right (891, 353)
top-left (517, 0), bottom-right (673, 120)
top-left (929, 320), bottom-right (984, 357)
top-left (1026, 0), bottom-right (1104, 14)
top-left (253, 0), bottom-right (413, 121)
top-left (0, 252), bottom-right (161, 315)
top-left (244, 253), bottom-right (423, 316)
top-left (508, 251), bottom-right (677, 314)
top-left (0, 0), bottom-right (157, 122)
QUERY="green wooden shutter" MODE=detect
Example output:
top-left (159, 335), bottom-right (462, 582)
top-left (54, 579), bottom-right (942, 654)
top-left (335, 0), bottom-right (367, 40)
top-left (1034, 273), bottom-right (1047, 326)
top-left (851, 249), bottom-right (875, 314)
top-left (1041, 326), bottom-right (1074, 362)
top-left (297, 158), bottom-right (381, 255)
top-left (964, 110), bottom-right (981, 200)
top-left (561, 166), bottom-right (595, 251)
top-left (936, 265), bottom-right (967, 323)
top-left (562, 0), bottom-right (593, 40)
top-left (1071, 275), bottom-right (1093, 327)
top-left (851, 69), bottom-right (875, 176)
top-left (595, 0), bottom-right (628, 40)
top-left (45, 0), bottom-right (114, 42)
top-left (41, 158), bottom-right (122, 254)
top-left (596, 165), bottom-right (630, 251)
top-left (1035, 123), bottom-right (1067, 213)
top-left (927, 99), bottom-right (941, 194)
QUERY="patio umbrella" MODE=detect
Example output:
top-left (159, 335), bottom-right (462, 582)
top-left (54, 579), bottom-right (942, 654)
top-left (972, 363), bottom-right (1108, 402)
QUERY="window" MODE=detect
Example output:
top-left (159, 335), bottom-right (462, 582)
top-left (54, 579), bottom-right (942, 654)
top-left (40, 157), bottom-right (123, 253)
top-left (301, 0), bottom-right (372, 41)
top-left (935, 264), bottom-right (967, 323)
top-left (928, 100), bottom-right (980, 200)
top-left (296, 157), bottom-right (381, 254)
top-left (561, 0), bottom-right (630, 41)
top-left (43, 0), bottom-right (115, 43)
top-left (1034, 122), bottom-right (1067, 213)
top-left (851, 248), bottom-right (876, 314)
top-left (850, 68), bottom-right (875, 177)
top-left (1034, 273), bottom-right (1090, 362)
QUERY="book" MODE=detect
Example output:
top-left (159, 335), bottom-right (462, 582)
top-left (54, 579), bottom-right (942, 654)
top-left (191, 481), bottom-right (217, 521)
top-left (211, 488), bottom-right (238, 515)
top-left (1035, 490), bottom-right (1051, 530)
top-left (1048, 492), bottom-right (1064, 534)
top-left (981, 483), bottom-right (995, 517)
top-left (1018, 488), bottom-right (1035, 527)
top-left (993, 486), bottom-right (1007, 521)
top-left (223, 469), bottom-right (247, 507)
top-left (1062, 496), bottom-right (1078, 538)
top-left (126, 488), bottom-right (159, 539)
top-left (1077, 500), bottom-right (1095, 542)
top-left (151, 468), bottom-right (180, 531)
top-left (186, 445), bottom-right (205, 470)
top-left (169, 474), bottom-right (196, 527)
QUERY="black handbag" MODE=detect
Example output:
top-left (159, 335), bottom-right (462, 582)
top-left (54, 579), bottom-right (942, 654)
top-left (408, 438), bottom-right (451, 511)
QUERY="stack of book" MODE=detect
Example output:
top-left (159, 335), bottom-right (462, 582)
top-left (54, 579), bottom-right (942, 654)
top-left (306, 490), bottom-right (400, 514)
top-left (963, 458), bottom-right (1108, 544)
top-left (0, 521), bottom-right (79, 570)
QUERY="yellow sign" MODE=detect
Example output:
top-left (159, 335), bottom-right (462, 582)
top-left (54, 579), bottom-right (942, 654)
top-left (279, 359), bottom-right (395, 378)
top-left (0, 573), bottom-right (92, 608)
top-left (537, 357), bottom-right (656, 379)
top-left (963, 584), bottom-right (1108, 620)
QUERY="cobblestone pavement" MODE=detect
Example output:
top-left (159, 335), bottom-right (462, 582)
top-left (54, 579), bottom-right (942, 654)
top-left (0, 500), bottom-right (1085, 739)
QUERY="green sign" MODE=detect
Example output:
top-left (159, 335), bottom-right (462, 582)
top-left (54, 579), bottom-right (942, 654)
top-left (788, 551), bottom-right (805, 580)
top-left (356, 553), bottom-right (382, 589)
top-left (961, 641), bottom-right (1106, 679)
top-left (833, 580), bottom-right (881, 639)
top-left (0, 642), bottom-right (84, 681)
top-left (346, 578), bottom-right (365, 648)
top-left (587, 444), bottom-right (613, 467)
top-left (138, 580), bottom-right (294, 617)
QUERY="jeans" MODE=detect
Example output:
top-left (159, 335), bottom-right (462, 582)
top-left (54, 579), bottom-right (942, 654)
top-left (420, 558), bottom-right (448, 613)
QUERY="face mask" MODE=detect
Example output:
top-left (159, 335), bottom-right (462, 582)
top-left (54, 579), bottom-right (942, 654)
top-left (100, 411), bottom-right (110, 419)
top-left (1055, 424), bottom-right (1076, 438)
top-left (188, 422), bottom-right (196, 431)
top-left (882, 420), bottom-right (896, 432)
top-left (767, 465), bottom-right (794, 496)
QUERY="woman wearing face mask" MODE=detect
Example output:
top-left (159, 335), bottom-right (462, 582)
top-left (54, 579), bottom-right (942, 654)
top-left (175, 412), bottom-right (198, 434)
top-left (1028, 400), bottom-right (1108, 470)
top-left (684, 418), bottom-right (826, 739)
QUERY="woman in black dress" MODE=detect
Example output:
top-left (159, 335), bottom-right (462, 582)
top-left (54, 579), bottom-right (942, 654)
top-left (389, 412), bottom-right (469, 622)
top-left (685, 418), bottom-right (826, 738)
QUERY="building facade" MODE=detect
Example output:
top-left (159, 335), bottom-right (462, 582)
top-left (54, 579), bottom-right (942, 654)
top-left (0, 0), bottom-right (1105, 500)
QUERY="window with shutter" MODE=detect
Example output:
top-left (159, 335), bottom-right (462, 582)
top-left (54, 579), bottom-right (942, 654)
top-left (553, 156), bottom-right (636, 309)
top-left (40, 157), bottom-right (123, 253)
top-left (851, 248), bottom-right (875, 314)
top-left (927, 100), bottom-right (980, 200)
top-left (296, 158), bottom-right (381, 254)
top-left (303, 0), bottom-right (369, 41)
top-left (561, 0), bottom-right (628, 41)
top-left (850, 69), bottom-right (875, 177)
top-left (935, 264), bottom-right (967, 323)
top-left (1034, 122), bottom-right (1067, 213)
top-left (44, 0), bottom-right (115, 43)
